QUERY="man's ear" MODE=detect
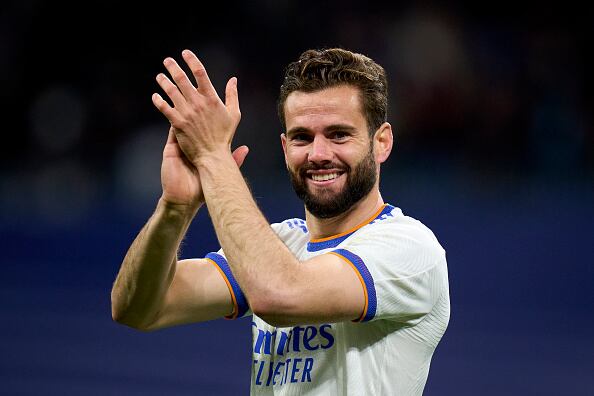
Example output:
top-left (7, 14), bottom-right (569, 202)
top-left (374, 122), bottom-right (393, 164)
top-left (280, 133), bottom-right (289, 165)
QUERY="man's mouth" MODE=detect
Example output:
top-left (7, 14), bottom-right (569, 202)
top-left (311, 172), bottom-right (340, 182)
top-left (304, 169), bottom-right (346, 185)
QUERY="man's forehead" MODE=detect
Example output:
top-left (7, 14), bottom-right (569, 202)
top-left (284, 85), bottom-right (365, 123)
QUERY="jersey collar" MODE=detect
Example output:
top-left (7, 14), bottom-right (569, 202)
top-left (306, 204), bottom-right (394, 252)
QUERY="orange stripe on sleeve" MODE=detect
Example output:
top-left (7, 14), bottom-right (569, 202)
top-left (206, 258), bottom-right (238, 319)
top-left (329, 252), bottom-right (369, 322)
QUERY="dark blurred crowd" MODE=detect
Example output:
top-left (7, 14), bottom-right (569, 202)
top-left (1, 1), bottom-right (591, 225)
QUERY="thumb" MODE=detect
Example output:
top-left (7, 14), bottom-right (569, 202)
top-left (225, 77), bottom-right (240, 119)
top-left (231, 145), bottom-right (249, 168)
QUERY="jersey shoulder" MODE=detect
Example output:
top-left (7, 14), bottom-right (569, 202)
top-left (369, 206), bottom-right (444, 250)
top-left (270, 217), bottom-right (310, 246)
top-left (341, 205), bottom-right (447, 276)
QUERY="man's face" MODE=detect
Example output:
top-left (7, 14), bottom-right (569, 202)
top-left (281, 85), bottom-right (378, 218)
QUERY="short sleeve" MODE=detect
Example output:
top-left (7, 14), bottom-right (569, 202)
top-left (205, 251), bottom-right (251, 319)
top-left (204, 223), bottom-right (289, 320)
top-left (331, 221), bottom-right (448, 325)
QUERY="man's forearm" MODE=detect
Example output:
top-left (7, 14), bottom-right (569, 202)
top-left (197, 151), bottom-right (299, 314)
top-left (111, 198), bottom-right (199, 328)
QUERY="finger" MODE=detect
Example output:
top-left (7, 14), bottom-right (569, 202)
top-left (156, 73), bottom-right (187, 110)
top-left (163, 128), bottom-right (184, 157)
top-left (181, 49), bottom-right (217, 97)
top-left (231, 145), bottom-right (249, 168)
top-left (166, 127), bottom-right (179, 144)
top-left (163, 57), bottom-right (197, 100)
top-left (225, 77), bottom-right (240, 117)
top-left (152, 93), bottom-right (182, 124)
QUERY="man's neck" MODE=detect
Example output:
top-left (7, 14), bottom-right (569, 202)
top-left (305, 189), bottom-right (385, 240)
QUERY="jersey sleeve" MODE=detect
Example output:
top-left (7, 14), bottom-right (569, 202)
top-left (204, 222), bottom-right (289, 320)
top-left (331, 221), bottom-right (448, 326)
top-left (204, 250), bottom-right (251, 319)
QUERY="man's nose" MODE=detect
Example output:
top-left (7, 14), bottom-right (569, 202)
top-left (308, 135), bottom-right (332, 163)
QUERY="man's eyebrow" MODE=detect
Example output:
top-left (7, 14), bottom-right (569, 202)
top-left (286, 124), bottom-right (357, 136)
top-left (325, 124), bottom-right (357, 132)
top-left (286, 126), bottom-right (310, 136)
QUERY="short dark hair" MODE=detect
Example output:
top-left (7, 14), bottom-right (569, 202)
top-left (278, 48), bottom-right (388, 135)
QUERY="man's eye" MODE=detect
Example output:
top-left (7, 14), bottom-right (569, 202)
top-left (293, 134), bottom-right (311, 141)
top-left (332, 131), bottom-right (348, 139)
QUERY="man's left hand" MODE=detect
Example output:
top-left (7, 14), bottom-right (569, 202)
top-left (152, 49), bottom-right (241, 166)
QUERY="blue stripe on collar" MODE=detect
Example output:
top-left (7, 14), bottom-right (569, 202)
top-left (307, 204), bottom-right (395, 252)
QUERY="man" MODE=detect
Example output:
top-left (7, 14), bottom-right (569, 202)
top-left (111, 48), bottom-right (450, 395)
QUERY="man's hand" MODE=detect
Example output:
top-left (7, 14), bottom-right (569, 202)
top-left (154, 50), bottom-right (247, 208)
top-left (160, 126), bottom-right (248, 208)
top-left (152, 49), bottom-right (241, 166)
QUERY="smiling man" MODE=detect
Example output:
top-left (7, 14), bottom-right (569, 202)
top-left (111, 48), bottom-right (450, 395)
top-left (282, 85), bottom-right (380, 221)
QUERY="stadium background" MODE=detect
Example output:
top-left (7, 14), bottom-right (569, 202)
top-left (1, 1), bottom-right (592, 395)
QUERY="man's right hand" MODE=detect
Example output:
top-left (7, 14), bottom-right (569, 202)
top-left (160, 126), bottom-right (249, 209)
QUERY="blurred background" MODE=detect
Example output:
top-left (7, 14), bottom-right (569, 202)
top-left (1, 1), bottom-right (593, 395)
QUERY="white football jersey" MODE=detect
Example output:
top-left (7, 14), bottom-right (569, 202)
top-left (205, 204), bottom-right (450, 395)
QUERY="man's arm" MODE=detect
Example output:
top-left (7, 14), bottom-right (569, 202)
top-left (111, 122), bottom-right (249, 330)
top-left (110, 199), bottom-right (233, 331)
top-left (152, 50), bottom-right (365, 327)
top-left (198, 153), bottom-right (365, 326)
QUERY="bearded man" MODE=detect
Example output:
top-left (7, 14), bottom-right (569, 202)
top-left (111, 47), bottom-right (450, 395)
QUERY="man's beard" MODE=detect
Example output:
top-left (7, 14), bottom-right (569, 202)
top-left (288, 147), bottom-right (377, 219)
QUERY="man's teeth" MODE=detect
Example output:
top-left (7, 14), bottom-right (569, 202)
top-left (312, 173), bottom-right (339, 181)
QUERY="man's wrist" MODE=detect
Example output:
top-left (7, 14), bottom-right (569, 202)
top-left (193, 147), bottom-right (235, 171)
top-left (157, 196), bottom-right (201, 222)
